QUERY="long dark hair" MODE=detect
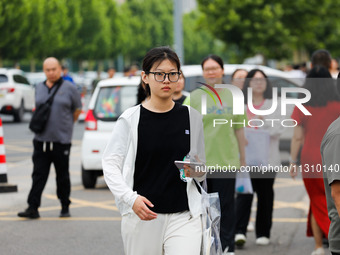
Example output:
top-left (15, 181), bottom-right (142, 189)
top-left (142, 46), bottom-right (181, 97)
top-left (242, 69), bottom-right (273, 104)
top-left (303, 65), bottom-right (340, 106)
top-left (201, 54), bottom-right (224, 70)
top-left (136, 80), bottom-right (147, 104)
top-left (311, 49), bottom-right (332, 69)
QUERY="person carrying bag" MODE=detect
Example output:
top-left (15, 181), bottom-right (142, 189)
top-left (29, 79), bottom-right (62, 134)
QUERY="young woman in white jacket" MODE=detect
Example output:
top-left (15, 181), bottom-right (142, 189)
top-left (234, 69), bottom-right (285, 247)
top-left (102, 46), bottom-right (206, 255)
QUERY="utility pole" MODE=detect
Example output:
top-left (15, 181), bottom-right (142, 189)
top-left (173, 0), bottom-right (184, 64)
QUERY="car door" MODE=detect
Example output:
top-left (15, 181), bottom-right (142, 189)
top-left (13, 75), bottom-right (35, 110)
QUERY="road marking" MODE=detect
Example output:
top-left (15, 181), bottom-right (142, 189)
top-left (7, 159), bottom-right (32, 169)
top-left (4, 144), bottom-right (33, 152)
top-left (249, 217), bottom-right (307, 223)
top-left (0, 217), bottom-right (122, 221)
top-left (1, 194), bottom-right (309, 222)
top-left (44, 194), bottom-right (119, 211)
top-left (274, 178), bottom-right (304, 188)
top-left (0, 216), bottom-right (307, 222)
top-left (272, 218), bottom-right (306, 223)
top-left (274, 200), bottom-right (308, 211)
top-left (3, 140), bottom-right (32, 145)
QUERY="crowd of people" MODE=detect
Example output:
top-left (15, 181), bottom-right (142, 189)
top-left (104, 48), bottom-right (340, 255)
top-left (16, 47), bottom-right (340, 255)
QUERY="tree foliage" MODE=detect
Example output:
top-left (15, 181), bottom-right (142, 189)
top-left (197, 0), bottom-right (340, 60)
top-left (2, 0), bottom-right (340, 68)
top-left (0, 0), bottom-right (120, 64)
top-left (30, 0), bottom-right (71, 59)
top-left (120, 0), bottom-right (174, 63)
top-left (1, 0), bottom-right (229, 68)
top-left (0, 0), bottom-right (34, 60)
top-left (183, 11), bottom-right (227, 64)
top-left (72, 0), bottom-right (111, 60)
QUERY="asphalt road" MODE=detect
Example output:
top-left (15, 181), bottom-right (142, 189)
top-left (0, 113), bottom-right (330, 255)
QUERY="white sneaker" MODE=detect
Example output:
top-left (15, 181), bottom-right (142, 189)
top-left (235, 233), bottom-right (246, 247)
top-left (247, 222), bottom-right (254, 232)
top-left (311, 247), bottom-right (325, 255)
top-left (256, 236), bottom-right (270, 246)
top-left (222, 247), bottom-right (234, 255)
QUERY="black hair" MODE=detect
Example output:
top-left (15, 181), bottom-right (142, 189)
top-left (293, 64), bottom-right (300, 70)
top-left (201, 54), bottom-right (224, 70)
top-left (180, 69), bottom-right (185, 80)
top-left (231, 68), bottom-right (248, 80)
top-left (242, 69), bottom-right (273, 104)
top-left (136, 80), bottom-right (147, 105)
top-left (142, 46), bottom-right (180, 97)
top-left (311, 49), bottom-right (332, 69)
top-left (303, 65), bottom-right (340, 106)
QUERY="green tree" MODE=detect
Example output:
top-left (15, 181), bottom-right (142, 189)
top-left (121, 0), bottom-right (174, 63)
top-left (197, 0), bottom-right (292, 61)
top-left (0, 0), bottom-right (34, 63)
top-left (71, 0), bottom-right (111, 61)
top-left (54, 0), bottom-right (83, 58)
top-left (183, 11), bottom-right (227, 64)
top-left (102, 0), bottom-right (121, 59)
top-left (279, 0), bottom-right (340, 57)
top-left (28, 0), bottom-right (71, 59)
top-left (197, 0), bottom-right (340, 61)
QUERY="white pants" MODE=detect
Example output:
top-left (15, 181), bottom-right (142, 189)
top-left (121, 210), bottom-right (202, 255)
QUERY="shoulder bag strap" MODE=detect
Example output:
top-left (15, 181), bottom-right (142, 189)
top-left (46, 79), bottom-right (63, 105)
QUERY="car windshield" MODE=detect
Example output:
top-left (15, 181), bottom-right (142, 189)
top-left (93, 86), bottom-right (138, 121)
top-left (0, 75), bottom-right (8, 83)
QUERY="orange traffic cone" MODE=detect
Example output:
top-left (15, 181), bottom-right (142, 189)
top-left (78, 92), bottom-right (86, 122)
top-left (0, 118), bottom-right (17, 193)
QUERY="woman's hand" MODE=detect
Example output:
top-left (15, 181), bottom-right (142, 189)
top-left (183, 155), bottom-right (205, 177)
top-left (183, 164), bottom-right (205, 177)
top-left (289, 163), bottom-right (298, 179)
top-left (132, 196), bottom-right (157, 221)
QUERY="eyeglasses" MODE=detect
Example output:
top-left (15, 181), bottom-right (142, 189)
top-left (203, 66), bottom-right (222, 73)
top-left (250, 78), bottom-right (266, 85)
top-left (146, 71), bottom-right (181, 82)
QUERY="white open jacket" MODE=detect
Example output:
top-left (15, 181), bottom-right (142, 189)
top-left (102, 104), bottom-right (206, 217)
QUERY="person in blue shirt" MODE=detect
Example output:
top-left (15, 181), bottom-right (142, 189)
top-left (62, 66), bottom-right (75, 85)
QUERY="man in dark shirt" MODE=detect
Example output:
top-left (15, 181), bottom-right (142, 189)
top-left (321, 116), bottom-right (340, 255)
top-left (18, 57), bottom-right (82, 219)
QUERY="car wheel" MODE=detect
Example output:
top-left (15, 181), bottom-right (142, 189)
top-left (13, 100), bottom-right (25, 122)
top-left (81, 165), bottom-right (97, 189)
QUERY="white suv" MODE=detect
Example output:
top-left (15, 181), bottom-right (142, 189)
top-left (0, 69), bottom-right (35, 122)
top-left (81, 76), bottom-right (140, 188)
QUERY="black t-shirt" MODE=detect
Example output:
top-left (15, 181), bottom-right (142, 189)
top-left (134, 103), bottom-right (190, 213)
